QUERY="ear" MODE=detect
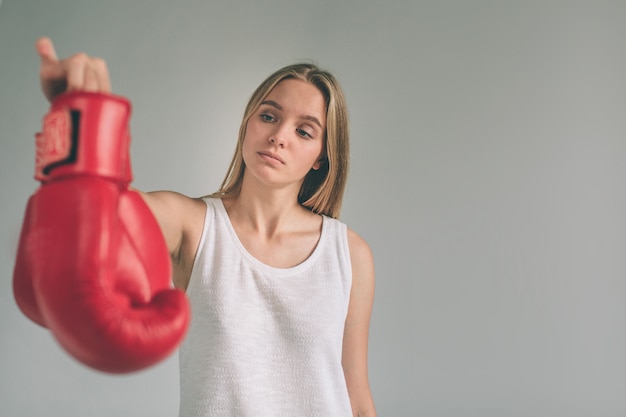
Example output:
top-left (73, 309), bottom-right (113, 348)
top-left (312, 156), bottom-right (326, 171)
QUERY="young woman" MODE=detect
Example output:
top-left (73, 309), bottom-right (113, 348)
top-left (36, 37), bottom-right (377, 417)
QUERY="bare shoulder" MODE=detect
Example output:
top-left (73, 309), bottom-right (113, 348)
top-left (345, 227), bottom-right (375, 308)
top-left (347, 228), bottom-right (375, 273)
top-left (143, 189), bottom-right (206, 233)
top-left (142, 189), bottom-right (206, 213)
top-left (139, 190), bottom-right (206, 242)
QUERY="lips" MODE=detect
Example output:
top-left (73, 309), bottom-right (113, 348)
top-left (258, 151), bottom-right (285, 164)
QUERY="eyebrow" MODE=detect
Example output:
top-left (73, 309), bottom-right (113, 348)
top-left (260, 100), bottom-right (323, 129)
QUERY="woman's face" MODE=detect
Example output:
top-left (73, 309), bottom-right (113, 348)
top-left (242, 78), bottom-right (327, 191)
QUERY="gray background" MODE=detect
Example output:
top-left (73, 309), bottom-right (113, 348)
top-left (1, 1), bottom-right (625, 416)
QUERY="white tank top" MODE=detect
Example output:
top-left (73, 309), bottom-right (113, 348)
top-left (178, 198), bottom-right (353, 417)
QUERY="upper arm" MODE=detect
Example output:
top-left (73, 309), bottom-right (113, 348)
top-left (343, 228), bottom-right (377, 417)
top-left (136, 190), bottom-right (188, 254)
top-left (135, 189), bottom-right (206, 290)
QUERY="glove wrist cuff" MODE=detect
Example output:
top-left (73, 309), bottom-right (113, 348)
top-left (35, 91), bottom-right (133, 183)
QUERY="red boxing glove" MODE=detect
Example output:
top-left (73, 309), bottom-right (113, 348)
top-left (13, 92), bottom-right (190, 373)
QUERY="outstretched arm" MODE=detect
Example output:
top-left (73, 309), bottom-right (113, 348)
top-left (36, 37), bottom-right (206, 290)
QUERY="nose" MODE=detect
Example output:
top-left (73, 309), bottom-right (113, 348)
top-left (268, 124), bottom-right (288, 148)
top-left (269, 137), bottom-right (284, 147)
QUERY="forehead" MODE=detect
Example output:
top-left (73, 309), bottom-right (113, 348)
top-left (264, 79), bottom-right (327, 125)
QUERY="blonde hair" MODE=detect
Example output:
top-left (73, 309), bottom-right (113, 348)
top-left (210, 63), bottom-right (349, 218)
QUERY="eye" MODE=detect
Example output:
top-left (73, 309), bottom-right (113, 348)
top-left (297, 127), bottom-right (313, 139)
top-left (260, 113), bottom-right (276, 122)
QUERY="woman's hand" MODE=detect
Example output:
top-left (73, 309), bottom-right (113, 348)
top-left (36, 37), bottom-right (111, 102)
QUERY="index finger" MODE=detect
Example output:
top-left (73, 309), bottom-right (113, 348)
top-left (36, 37), bottom-right (59, 64)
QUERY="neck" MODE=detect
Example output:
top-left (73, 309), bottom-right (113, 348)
top-left (224, 174), bottom-right (306, 237)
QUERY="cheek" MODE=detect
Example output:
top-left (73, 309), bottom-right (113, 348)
top-left (242, 121), bottom-right (261, 149)
top-left (245, 116), bottom-right (265, 136)
top-left (315, 138), bottom-right (327, 160)
top-left (306, 142), bottom-right (325, 169)
top-left (243, 120), bottom-right (256, 140)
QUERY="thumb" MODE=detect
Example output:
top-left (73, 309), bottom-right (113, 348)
top-left (36, 37), bottom-right (59, 64)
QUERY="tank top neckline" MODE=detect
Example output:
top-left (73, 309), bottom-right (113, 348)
top-left (209, 197), bottom-right (327, 276)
